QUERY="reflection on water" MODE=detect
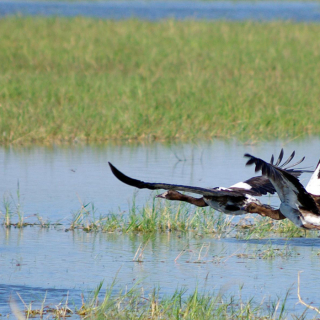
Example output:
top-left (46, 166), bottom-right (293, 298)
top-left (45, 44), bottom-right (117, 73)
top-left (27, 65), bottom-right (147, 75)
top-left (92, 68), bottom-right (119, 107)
top-left (0, 139), bottom-right (319, 224)
top-left (1, 138), bottom-right (320, 317)
top-left (1, 1), bottom-right (320, 22)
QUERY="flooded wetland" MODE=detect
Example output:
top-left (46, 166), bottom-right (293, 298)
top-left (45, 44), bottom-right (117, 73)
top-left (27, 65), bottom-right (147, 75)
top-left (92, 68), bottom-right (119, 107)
top-left (2, 140), bottom-right (320, 318)
top-left (2, 0), bottom-right (320, 318)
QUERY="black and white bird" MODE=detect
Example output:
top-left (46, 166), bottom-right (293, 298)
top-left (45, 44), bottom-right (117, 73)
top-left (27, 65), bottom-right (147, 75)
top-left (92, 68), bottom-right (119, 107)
top-left (109, 150), bottom-right (309, 217)
top-left (245, 153), bottom-right (320, 229)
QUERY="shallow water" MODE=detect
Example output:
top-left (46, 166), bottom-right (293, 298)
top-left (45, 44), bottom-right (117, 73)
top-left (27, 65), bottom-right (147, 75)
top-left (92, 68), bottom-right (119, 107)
top-left (1, 1), bottom-right (320, 22)
top-left (1, 139), bottom-right (320, 317)
top-left (2, 227), bottom-right (320, 318)
top-left (0, 139), bottom-right (319, 224)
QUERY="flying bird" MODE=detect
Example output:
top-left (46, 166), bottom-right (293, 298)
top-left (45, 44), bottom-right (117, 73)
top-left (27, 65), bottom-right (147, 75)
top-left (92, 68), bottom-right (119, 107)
top-left (245, 153), bottom-right (320, 229)
top-left (109, 149), bottom-right (309, 217)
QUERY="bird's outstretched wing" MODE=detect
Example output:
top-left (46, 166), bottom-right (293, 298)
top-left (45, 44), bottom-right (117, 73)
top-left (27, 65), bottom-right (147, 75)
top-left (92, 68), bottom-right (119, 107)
top-left (231, 149), bottom-right (311, 196)
top-left (109, 162), bottom-right (248, 197)
top-left (109, 149), bottom-right (310, 198)
top-left (245, 153), bottom-right (320, 216)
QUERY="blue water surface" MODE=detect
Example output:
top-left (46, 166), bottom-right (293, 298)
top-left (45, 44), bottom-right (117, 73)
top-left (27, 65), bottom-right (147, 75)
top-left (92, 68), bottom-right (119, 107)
top-left (1, 140), bottom-right (320, 318)
top-left (1, 1), bottom-right (320, 21)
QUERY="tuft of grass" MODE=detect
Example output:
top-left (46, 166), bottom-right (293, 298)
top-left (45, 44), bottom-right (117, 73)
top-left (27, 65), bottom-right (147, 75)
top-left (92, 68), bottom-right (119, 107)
top-left (237, 215), bottom-right (317, 239)
top-left (14, 182), bottom-right (24, 228)
top-left (0, 186), bottom-right (25, 228)
top-left (12, 291), bottom-right (73, 319)
top-left (257, 243), bottom-right (295, 259)
top-left (2, 195), bottom-right (12, 228)
top-left (1, 18), bottom-right (320, 144)
top-left (0, 190), bottom-right (61, 228)
top-left (236, 242), bottom-right (297, 260)
top-left (67, 197), bottom-right (235, 236)
top-left (76, 281), bottom-right (291, 319)
top-left (14, 279), bottom-right (292, 319)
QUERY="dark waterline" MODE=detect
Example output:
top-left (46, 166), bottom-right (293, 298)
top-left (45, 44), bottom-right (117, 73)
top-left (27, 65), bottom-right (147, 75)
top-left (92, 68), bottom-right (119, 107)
top-left (1, 1), bottom-right (320, 21)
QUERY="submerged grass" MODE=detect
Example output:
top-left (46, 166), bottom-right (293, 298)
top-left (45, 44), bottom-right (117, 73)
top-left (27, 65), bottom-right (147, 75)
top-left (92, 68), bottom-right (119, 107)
top-left (1, 18), bottom-right (320, 144)
top-left (236, 241), bottom-right (297, 260)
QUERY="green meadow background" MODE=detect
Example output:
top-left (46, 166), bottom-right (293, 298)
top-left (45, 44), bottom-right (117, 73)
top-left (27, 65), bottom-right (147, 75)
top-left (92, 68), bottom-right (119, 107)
top-left (1, 17), bottom-right (320, 144)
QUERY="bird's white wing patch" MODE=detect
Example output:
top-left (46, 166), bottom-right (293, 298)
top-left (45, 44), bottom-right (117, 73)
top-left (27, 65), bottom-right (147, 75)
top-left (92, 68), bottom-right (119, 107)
top-left (213, 187), bottom-right (231, 191)
top-left (229, 182), bottom-right (252, 190)
top-left (306, 160), bottom-right (320, 196)
top-left (303, 214), bottom-right (320, 226)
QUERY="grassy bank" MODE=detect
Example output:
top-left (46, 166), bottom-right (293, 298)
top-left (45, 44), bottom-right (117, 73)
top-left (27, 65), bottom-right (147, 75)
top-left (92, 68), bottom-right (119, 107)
top-left (1, 18), bottom-right (320, 144)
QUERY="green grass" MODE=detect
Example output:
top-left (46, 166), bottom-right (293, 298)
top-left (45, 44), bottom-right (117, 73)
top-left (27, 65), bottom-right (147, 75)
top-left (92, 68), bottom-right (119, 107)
top-left (18, 280), bottom-right (292, 320)
top-left (1, 18), bottom-right (320, 144)
top-left (78, 281), bottom-right (289, 320)
top-left (1, 189), bottom-right (316, 238)
top-left (237, 216), bottom-right (313, 239)
top-left (68, 198), bottom-right (233, 235)
top-left (1, 188), bottom-right (315, 238)
top-left (66, 197), bottom-right (319, 239)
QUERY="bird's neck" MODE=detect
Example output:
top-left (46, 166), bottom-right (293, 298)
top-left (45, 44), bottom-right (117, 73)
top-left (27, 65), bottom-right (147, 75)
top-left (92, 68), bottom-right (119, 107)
top-left (248, 204), bottom-right (286, 220)
top-left (173, 193), bottom-right (208, 207)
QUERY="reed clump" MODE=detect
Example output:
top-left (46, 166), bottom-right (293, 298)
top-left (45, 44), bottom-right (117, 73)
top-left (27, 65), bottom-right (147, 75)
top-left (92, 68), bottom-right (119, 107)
top-left (67, 197), bottom-right (317, 239)
top-left (68, 199), bottom-right (234, 235)
top-left (238, 216), bottom-right (317, 239)
top-left (1, 18), bottom-right (320, 144)
top-left (1, 190), bottom-right (317, 238)
top-left (79, 283), bottom-right (281, 319)
top-left (18, 280), bottom-right (286, 319)
top-left (0, 190), bottom-right (60, 228)
top-left (0, 187), bottom-right (26, 228)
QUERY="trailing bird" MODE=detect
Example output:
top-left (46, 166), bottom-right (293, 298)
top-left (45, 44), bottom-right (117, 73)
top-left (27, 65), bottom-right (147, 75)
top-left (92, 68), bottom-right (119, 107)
top-left (245, 153), bottom-right (320, 229)
top-left (109, 149), bottom-right (309, 217)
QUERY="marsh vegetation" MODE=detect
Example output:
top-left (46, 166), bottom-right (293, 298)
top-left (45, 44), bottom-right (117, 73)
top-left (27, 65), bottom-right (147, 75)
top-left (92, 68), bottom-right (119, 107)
top-left (1, 190), bottom-right (314, 239)
top-left (2, 13), bottom-right (320, 319)
top-left (2, 189), bottom-right (320, 319)
top-left (1, 18), bottom-right (320, 144)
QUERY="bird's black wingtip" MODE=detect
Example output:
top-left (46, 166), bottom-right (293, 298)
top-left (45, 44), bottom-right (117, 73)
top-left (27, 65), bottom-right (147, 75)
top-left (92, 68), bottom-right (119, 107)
top-left (108, 162), bottom-right (117, 171)
top-left (244, 153), bottom-right (257, 166)
top-left (108, 162), bottom-right (145, 189)
top-left (108, 162), bottom-right (120, 177)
